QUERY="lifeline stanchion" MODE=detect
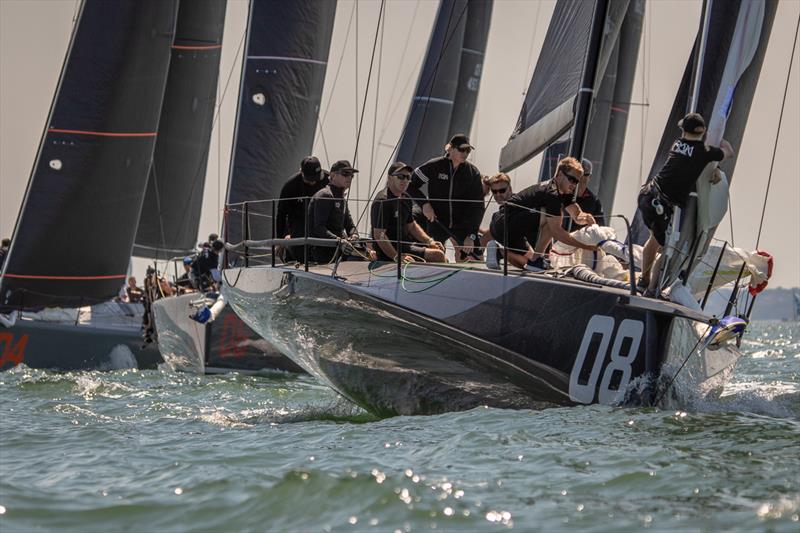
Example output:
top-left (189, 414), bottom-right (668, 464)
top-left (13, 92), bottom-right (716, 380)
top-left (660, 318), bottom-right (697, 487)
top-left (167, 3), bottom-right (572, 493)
top-left (303, 197), bottom-right (310, 273)
top-left (396, 196), bottom-right (402, 279)
top-left (700, 242), bottom-right (727, 310)
top-left (243, 202), bottom-right (250, 268)
top-left (271, 199), bottom-right (276, 268)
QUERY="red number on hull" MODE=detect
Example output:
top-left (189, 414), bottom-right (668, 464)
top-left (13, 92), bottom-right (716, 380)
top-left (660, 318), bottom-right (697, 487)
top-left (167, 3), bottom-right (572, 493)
top-left (0, 332), bottom-right (29, 369)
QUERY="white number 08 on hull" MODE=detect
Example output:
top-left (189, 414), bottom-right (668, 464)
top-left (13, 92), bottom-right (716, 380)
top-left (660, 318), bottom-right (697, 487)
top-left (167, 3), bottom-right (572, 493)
top-left (569, 315), bottom-right (644, 405)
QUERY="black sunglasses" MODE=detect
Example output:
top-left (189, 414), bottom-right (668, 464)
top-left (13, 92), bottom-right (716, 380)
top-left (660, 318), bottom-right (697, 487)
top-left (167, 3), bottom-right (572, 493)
top-left (491, 187), bottom-right (508, 194)
top-left (457, 146), bottom-right (472, 154)
top-left (391, 173), bottom-right (412, 181)
top-left (562, 172), bottom-right (580, 185)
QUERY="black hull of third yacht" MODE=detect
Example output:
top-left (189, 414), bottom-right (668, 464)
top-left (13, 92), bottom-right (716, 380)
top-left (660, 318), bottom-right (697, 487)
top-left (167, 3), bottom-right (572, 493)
top-left (223, 264), bottom-right (737, 416)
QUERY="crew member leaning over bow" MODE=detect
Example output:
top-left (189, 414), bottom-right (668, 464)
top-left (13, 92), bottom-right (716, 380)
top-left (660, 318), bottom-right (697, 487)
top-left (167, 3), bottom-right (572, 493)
top-left (407, 134), bottom-right (484, 262)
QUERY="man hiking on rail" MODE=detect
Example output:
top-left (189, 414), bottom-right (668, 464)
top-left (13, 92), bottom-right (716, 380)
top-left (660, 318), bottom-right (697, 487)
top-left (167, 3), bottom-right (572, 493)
top-left (637, 112), bottom-right (734, 296)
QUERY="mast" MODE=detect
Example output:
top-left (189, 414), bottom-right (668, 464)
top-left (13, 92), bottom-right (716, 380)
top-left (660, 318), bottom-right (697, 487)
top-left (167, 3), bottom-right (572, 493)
top-left (568, 0), bottom-right (609, 160)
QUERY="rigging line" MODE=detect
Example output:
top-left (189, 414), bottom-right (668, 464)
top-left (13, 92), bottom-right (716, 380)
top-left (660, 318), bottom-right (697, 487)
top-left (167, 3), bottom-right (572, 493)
top-left (521, 0), bottom-right (543, 94)
top-left (344, 0), bottom-right (386, 231)
top-left (353, 1), bottom-right (469, 227)
top-left (314, 1), bottom-right (357, 150)
top-left (755, 11), bottom-right (799, 249)
top-left (352, 0), bottom-right (386, 166)
top-left (355, 0), bottom-right (360, 167)
top-left (367, 4), bottom-right (386, 219)
top-left (377, 0), bottom-right (422, 139)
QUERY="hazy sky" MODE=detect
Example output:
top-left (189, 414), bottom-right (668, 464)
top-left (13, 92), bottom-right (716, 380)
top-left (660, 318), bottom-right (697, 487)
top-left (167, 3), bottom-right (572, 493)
top-left (1, 0), bottom-right (798, 287)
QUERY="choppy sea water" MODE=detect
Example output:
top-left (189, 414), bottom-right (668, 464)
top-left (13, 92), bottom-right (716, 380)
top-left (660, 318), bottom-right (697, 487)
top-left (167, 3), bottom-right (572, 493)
top-left (1, 321), bottom-right (798, 532)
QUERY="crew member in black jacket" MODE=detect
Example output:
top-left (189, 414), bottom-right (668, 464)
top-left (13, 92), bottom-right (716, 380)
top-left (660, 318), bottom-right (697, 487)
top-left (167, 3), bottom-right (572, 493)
top-left (407, 134), bottom-right (484, 261)
top-left (275, 156), bottom-right (330, 262)
top-left (309, 160), bottom-right (376, 263)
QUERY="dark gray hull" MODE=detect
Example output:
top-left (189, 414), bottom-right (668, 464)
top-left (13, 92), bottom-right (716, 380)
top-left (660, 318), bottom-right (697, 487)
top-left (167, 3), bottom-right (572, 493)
top-left (0, 318), bottom-right (161, 372)
top-left (223, 263), bottom-right (739, 416)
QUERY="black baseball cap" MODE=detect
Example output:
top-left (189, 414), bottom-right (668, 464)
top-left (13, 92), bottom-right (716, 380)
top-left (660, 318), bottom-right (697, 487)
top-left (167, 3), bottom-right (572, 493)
top-left (678, 112), bottom-right (706, 133)
top-left (330, 160), bottom-right (359, 174)
top-left (449, 133), bottom-right (474, 150)
top-left (388, 161), bottom-right (413, 176)
top-left (301, 156), bottom-right (323, 180)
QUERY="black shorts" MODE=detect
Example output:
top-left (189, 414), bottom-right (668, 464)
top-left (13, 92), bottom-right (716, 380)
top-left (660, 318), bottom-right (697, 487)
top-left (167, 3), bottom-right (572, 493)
top-left (489, 207), bottom-right (541, 253)
top-left (637, 187), bottom-right (673, 246)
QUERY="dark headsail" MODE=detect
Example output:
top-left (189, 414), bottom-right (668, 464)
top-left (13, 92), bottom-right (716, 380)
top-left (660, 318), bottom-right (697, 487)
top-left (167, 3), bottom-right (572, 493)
top-left (629, 0), bottom-right (777, 286)
top-left (396, 1), bottom-right (460, 167)
top-left (133, 0), bottom-right (227, 260)
top-left (499, 0), bottom-right (629, 172)
top-left (0, 0), bottom-right (177, 309)
top-left (446, 0), bottom-right (493, 141)
top-left (224, 0), bottom-right (337, 249)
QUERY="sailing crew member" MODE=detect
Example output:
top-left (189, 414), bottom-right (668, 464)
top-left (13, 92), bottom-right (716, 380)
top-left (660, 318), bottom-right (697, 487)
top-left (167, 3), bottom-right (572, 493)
top-left (126, 276), bottom-right (143, 303)
top-left (371, 162), bottom-right (446, 263)
top-left (487, 157), bottom-right (597, 270)
top-left (569, 158), bottom-right (605, 230)
top-left (275, 156), bottom-right (330, 262)
top-left (309, 160), bottom-right (376, 263)
top-left (638, 112), bottom-right (734, 294)
top-left (407, 134), bottom-right (484, 262)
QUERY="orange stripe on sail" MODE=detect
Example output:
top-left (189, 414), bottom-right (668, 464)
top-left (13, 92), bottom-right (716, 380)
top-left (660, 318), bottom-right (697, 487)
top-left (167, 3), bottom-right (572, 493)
top-left (48, 128), bottom-right (157, 138)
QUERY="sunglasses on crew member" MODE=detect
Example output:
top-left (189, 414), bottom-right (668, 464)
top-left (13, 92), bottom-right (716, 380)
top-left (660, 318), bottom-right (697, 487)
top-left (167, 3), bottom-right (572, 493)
top-left (562, 171), bottom-right (580, 185)
top-left (339, 171), bottom-right (355, 178)
top-left (390, 173), bottom-right (412, 181)
top-left (457, 146), bottom-right (472, 154)
top-left (491, 187), bottom-right (508, 194)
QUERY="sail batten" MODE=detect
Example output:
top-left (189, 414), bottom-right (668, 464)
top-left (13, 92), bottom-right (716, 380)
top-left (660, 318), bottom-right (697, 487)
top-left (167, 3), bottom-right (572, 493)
top-left (0, 0), bottom-right (178, 309)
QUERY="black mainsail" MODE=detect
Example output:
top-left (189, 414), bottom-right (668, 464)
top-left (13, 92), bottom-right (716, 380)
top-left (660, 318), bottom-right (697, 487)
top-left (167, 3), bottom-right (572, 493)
top-left (0, 0), bottom-right (178, 309)
top-left (630, 0), bottom-right (777, 289)
top-left (133, 0), bottom-right (227, 260)
top-left (224, 0), bottom-right (337, 249)
top-left (498, 0), bottom-right (629, 173)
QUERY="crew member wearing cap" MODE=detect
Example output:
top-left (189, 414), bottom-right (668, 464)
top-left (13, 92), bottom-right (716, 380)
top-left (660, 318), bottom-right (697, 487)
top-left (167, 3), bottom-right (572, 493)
top-left (407, 134), bottom-right (484, 262)
top-left (487, 157), bottom-right (597, 271)
top-left (371, 162), bottom-right (447, 263)
top-left (276, 156), bottom-right (330, 262)
top-left (638, 112), bottom-right (734, 295)
top-left (309, 160), bottom-right (376, 263)
top-left (566, 158), bottom-right (605, 231)
top-left (175, 256), bottom-right (196, 292)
